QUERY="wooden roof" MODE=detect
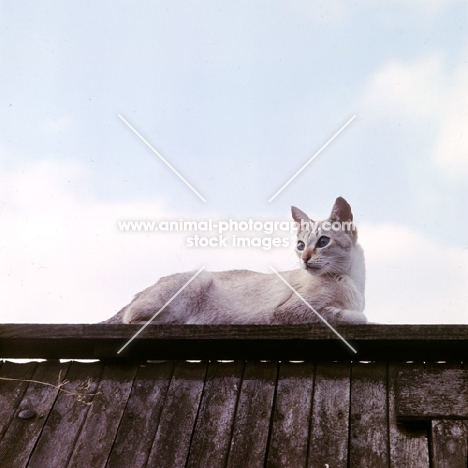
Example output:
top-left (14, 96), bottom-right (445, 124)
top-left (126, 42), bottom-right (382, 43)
top-left (0, 324), bottom-right (467, 467)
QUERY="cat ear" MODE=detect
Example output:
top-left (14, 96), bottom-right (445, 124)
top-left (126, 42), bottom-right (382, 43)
top-left (292, 206), bottom-right (312, 233)
top-left (291, 206), bottom-right (310, 224)
top-left (330, 197), bottom-right (353, 222)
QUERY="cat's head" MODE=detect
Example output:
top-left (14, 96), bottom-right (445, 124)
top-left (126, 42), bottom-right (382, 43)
top-left (291, 197), bottom-right (357, 276)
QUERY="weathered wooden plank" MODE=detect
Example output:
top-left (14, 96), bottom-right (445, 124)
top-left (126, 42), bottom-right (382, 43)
top-left (186, 360), bottom-right (244, 468)
top-left (27, 361), bottom-right (103, 468)
top-left (1, 324), bottom-right (468, 360)
top-left (308, 361), bottom-right (351, 468)
top-left (266, 361), bottom-right (314, 468)
top-left (388, 362), bottom-right (429, 468)
top-left (425, 362), bottom-right (466, 467)
top-left (106, 361), bottom-right (175, 468)
top-left (67, 363), bottom-right (138, 468)
top-left (430, 420), bottom-right (468, 468)
top-left (146, 360), bottom-right (208, 468)
top-left (349, 361), bottom-right (389, 468)
top-left (7, 323), bottom-right (468, 341)
top-left (397, 368), bottom-right (468, 421)
top-left (0, 360), bottom-right (38, 439)
top-left (0, 361), bottom-right (70, 468)
top-left (226, 361), bottom-right (278, 468)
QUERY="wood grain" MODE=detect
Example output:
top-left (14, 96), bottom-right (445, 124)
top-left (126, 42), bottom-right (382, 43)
top-left (146, 360), bottom-right (208, 468)
top-left (0, 361), bottom-right (38, 439)
top-left (227, 361), bottom-right (278, 468)
top-left (0, 361), bottom-right (70, 468)
top-left (186, 360), bottom-right (244, 468)
top-left (397, 368), bottom-right (468, 420)
top-left (27, 361), bottom-right (103, 468)
top-left (106, 361), bottom-right (175, 468)
top-left (67, 363), bottom-right (138, 468)
top-left (9, 323), bottom-right (468, 340)
top-left (430, 420), bottom-right (468, 468)
top-left (349, 361), bottom-right (389, 468)
top-left (388, 362), bottom-right (429, 468)
top-left (308, 361), bottom-right (351, 468)
top-left (267, 361), bottom-right (315, 468)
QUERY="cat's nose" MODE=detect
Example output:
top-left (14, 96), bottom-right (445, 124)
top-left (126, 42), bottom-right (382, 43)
top-left (301, 252), bottom-right (311, 263)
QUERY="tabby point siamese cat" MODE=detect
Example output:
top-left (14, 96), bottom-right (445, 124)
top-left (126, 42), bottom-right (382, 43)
top-left (106, 197), bottom-right (366, 324)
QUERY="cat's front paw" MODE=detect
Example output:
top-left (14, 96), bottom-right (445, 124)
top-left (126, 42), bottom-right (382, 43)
top-left (322, 307), bottom-right (367, 324)
top-left (336, 309), bottom-right (367, 324)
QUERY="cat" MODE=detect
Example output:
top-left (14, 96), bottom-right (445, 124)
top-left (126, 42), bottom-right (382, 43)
top-left (105, 197), bottom-right (366, 325)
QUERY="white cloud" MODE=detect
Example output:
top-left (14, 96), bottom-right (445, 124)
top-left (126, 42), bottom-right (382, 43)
top-left (432, 61), bottom-right (468, 179)
top-left (362, 51), bottom-right (468, 180)
top-left (360, 222), bottom-right (468, 324)
top-left (362, 54), bottom-right (444, 120)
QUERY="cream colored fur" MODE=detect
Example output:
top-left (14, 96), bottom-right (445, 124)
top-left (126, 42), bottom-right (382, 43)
top-left (105, 197), bottom-right (366, 325)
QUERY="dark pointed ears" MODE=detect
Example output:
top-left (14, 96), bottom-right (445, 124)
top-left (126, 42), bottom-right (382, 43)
top-left (291, 206), bottom-right (311, 224)
top-left (330, 197), bottom-right (353, 222)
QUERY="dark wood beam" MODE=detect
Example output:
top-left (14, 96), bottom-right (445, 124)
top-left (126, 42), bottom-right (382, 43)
top-left (0, 324), bottom-right (467, 360)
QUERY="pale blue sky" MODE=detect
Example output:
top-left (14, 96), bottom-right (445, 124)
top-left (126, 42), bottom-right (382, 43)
top-left (1, 1), bottom-right (467, 323)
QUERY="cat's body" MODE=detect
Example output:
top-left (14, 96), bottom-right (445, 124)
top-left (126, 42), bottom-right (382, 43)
top-left (105, 197), bottom-right (366, 325)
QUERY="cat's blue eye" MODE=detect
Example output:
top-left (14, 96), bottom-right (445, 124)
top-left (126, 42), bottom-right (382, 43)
top-left (297, 241), bottom-right (305, 251)
top-left (316, 236), bottom-right (330, 248)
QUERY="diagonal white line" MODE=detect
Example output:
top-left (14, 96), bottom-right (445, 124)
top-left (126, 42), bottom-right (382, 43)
top-left (268, 266), bottom-right (357, 354)
top-left (118, 114), bottom-right (207, 202)
top-left (117, 266), bottom-right (206, 354)
top-left (268, 115), bottom-right (356, 202)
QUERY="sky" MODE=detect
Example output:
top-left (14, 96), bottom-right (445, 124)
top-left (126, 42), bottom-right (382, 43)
top-left (0, 0), bottom-right (467, 324)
